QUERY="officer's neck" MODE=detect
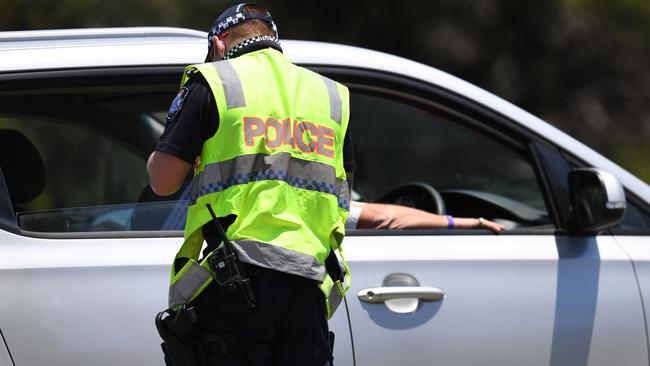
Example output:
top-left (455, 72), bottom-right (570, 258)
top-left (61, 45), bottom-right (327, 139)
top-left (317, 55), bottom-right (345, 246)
top-left (222, 35), bottom-right (283, 61)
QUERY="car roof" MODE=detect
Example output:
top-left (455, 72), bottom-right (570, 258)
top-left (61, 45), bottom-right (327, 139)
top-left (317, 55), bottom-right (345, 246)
top-left (1, 27), bottom-right (648, 201)
top-left (0, 27), bottom-right (207, 70)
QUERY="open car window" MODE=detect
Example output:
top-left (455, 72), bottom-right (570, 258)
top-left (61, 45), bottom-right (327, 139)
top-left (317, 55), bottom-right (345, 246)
top-left (348, 92), bottom-right (551, 230)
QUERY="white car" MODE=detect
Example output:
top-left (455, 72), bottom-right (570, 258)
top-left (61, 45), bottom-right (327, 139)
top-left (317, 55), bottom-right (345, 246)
top-left (1, 27), bottom-right (649, 366)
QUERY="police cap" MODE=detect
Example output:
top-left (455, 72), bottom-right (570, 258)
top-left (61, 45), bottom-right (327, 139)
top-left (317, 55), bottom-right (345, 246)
top-left (207, 3), bottom-right (278, 50)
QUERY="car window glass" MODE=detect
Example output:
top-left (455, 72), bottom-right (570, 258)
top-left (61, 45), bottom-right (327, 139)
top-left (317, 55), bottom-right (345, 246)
top-left (349, 93), bottom-right (550, 229)
top-left (0, 83), bottom-right (177, 234)
top-left (0, 81), bottom-right (552, 234)
top-left (0, 118), bottom-right (147, 209)
top-left (617, 200), bottom-right (650, 230)
top-left (0, 117), bottom-right (151, 231)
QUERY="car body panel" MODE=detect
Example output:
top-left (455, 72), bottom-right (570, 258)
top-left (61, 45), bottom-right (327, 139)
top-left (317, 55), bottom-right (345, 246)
top-left (0, 28), bottom-right (206, 72)
top-left (343, 234), bottom-right (647, 366)
top-left (612, 235), bottom-right (650, 358)
top-left (0, 230), bottom-right (174, 365)
top-left (0, 229), bottom-right (353, 366)
top-left (0, 332), bottom-right (12, 366)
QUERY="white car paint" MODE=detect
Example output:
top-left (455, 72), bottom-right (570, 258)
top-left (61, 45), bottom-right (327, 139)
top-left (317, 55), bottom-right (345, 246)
top-left (1, 27), bottom-right (649, 366)
top-left (613, 235), bottom-right (650, 359)
top-left (343, 234), bottom-right (646, 366)
top-left (0, 333), bottom-right (11, 366)
top-left (0, 227), bottom-right (354, 366)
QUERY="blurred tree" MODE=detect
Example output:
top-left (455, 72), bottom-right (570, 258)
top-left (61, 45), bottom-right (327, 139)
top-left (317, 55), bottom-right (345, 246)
top-left (0, 0), bottom-right (647, 182)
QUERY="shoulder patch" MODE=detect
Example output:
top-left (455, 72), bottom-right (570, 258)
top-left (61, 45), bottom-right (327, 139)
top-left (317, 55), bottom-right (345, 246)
top-left (167, 87), bottom-right (190, 120)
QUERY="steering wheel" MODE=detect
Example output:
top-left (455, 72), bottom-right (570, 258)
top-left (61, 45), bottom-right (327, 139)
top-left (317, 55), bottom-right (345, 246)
top-left (375, 182), bottom-right (446, 215)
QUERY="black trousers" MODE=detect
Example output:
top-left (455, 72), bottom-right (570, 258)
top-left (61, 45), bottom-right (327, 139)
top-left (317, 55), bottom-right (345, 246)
top-left (190, 265), bottom-right (334, 366)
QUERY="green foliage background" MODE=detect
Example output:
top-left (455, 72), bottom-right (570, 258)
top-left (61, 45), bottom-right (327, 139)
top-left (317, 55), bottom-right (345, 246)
top-left (1, 0), bottom-right (648, 183)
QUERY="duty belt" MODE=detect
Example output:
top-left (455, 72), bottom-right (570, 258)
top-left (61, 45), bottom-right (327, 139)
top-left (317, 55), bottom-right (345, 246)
top-left (168, 247), bottom-right (350, 319)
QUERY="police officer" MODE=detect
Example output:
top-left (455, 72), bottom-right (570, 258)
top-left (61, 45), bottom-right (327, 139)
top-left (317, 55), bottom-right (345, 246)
top-left (148, 3), bottom-right (353, 365)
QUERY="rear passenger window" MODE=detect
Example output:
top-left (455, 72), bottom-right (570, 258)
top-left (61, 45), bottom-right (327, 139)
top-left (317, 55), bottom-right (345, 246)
top-left (0, 117), bottom-right (147, 211)
top-left (0, 82), bottom-right (181, 234)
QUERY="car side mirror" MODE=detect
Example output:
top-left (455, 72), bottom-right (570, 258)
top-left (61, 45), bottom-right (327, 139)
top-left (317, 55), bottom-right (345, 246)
top-left (568, 168), bottom-right (626, 234)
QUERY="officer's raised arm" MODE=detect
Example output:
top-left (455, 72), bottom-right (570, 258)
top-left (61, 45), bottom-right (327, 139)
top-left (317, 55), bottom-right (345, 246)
top-left (147, 151), bottom-right (191, 196)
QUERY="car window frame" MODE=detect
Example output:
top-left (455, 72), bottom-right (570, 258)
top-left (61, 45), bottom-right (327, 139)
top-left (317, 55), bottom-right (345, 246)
top-left (0, 66), bottom-right (187, 239)
top-left (0, 64), bottom-right (595, 239)
top-left (529, 140), bottom-right (573, 230)
top-left (311, 65), bottom-right (563, 236)
top-left (0, 166), bottom-right (19, 234)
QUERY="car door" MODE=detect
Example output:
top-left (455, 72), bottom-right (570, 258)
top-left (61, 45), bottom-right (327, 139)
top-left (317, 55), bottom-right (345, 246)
top-left (0, 68), bottom-right (350, 366)
top-left (0, 75), bottom-right (175, 366)
top-left (332, 72), bottom-right (648, 366)
top-left (0, 330), bottom-right (11, 366)
top-left (0, 66), bottom-right (352, 366)
top-left (611, 197), bottom-right (650, 360)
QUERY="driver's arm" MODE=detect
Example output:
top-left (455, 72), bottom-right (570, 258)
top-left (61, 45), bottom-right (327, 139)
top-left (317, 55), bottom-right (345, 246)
top-left (353, 201), bottom-right (504, 233)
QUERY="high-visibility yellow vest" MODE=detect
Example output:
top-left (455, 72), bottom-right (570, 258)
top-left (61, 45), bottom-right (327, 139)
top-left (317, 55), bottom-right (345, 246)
top-left (168, 48), bottom-right (351, 318)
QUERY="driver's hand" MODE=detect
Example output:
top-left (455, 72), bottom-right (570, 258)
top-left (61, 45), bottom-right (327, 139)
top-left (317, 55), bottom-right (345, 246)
top-left (477, 218), bottom-right (505, 233)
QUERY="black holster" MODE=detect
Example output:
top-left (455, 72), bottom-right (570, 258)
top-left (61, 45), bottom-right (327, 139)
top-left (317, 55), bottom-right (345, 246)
top-left (156, 306), bottom-right (239, 366)
top-left (156, 204), bottom-right (254, 365)
top-left (155, 307), bottom-right (203, 366)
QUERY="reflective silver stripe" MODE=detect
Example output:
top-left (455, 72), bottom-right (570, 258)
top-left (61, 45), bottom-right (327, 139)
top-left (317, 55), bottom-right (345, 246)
top-left (211, 61), bottom-right (246, 109)
top-left (191, 152), bottom-right (345, 207)
top-left (168, 261), bottom-right (213, 309)
top-left (322, 76), bottom-right (342, 124)
top-left (232, 239), bottom-right (326, 282)
top-left (328, 281), bottom-right (343, 315)
top-left (337, 178), bottom-right (350, 211)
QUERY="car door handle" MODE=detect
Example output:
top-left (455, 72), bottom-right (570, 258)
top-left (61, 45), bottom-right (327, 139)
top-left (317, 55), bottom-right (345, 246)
top-left (357, 286), bottom-right (445, 304)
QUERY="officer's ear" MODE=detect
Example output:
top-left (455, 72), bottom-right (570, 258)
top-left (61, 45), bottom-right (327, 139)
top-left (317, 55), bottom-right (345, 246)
top-left (211, 36), bottom-right (226, 61)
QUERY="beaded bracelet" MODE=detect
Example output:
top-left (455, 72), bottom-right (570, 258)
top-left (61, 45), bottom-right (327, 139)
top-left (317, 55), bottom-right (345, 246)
top-left (446, 215), bottom-right (455, 229)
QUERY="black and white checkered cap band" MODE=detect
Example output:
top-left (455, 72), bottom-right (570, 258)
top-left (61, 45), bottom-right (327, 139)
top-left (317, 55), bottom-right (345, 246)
top-left (214, 13), bottom-right (246, 36)
top-left (207, 6), bottom-right (278, 49)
